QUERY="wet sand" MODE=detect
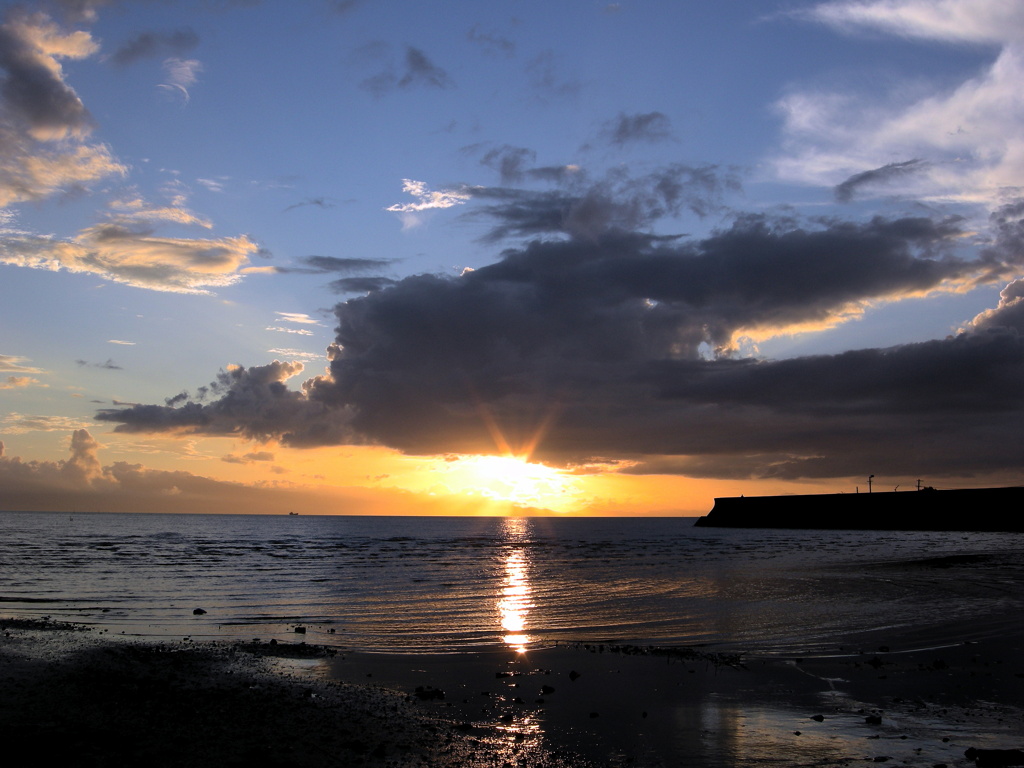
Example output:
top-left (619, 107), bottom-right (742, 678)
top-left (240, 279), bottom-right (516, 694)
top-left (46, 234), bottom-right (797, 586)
top-left (2, 619), bottom-right (1023, 767)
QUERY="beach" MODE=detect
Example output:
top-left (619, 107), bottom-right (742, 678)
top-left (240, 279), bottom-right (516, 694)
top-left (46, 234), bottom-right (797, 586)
top-left (3, 618), bottom-right (1023, 767)
top-left (4, 513), bottom-right (1024, 765)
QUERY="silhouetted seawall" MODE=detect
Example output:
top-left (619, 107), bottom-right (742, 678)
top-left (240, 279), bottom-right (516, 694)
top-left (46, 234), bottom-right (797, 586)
top-left (693, 487), bottom-right (1024, 531)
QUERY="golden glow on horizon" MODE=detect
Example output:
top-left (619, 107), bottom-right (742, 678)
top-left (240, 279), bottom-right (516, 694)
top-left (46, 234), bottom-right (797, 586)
top-left (84, 433), bottom-right (854, 516)
top-left (431, 454), bottom-right (584, 513)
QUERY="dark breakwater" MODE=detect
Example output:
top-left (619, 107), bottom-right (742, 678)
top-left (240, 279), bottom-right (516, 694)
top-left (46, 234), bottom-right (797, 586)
top-left (694, 486), bottom-right (1024, 531)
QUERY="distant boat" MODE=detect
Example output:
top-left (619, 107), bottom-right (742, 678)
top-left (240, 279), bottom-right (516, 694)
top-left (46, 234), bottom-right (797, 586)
top-left (288, 511), bottom-right (299, 516)
top-left (694, 486), bottom-right (1024, 532)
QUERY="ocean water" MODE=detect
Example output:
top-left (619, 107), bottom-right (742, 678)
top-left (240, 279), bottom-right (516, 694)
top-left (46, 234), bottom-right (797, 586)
top-left (2, 511), bottom-right (1023, 655)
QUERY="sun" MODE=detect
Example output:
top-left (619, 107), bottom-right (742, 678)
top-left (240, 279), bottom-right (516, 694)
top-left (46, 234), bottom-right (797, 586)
top-left (436, 454), bottom-right (582, 513)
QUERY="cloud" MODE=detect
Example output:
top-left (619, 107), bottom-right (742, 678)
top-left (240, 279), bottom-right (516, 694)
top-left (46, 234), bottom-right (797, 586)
top-left (0, 430), bottom-right (488, 515)
top-left (158, 57), bottom-right (202, 103)
top-left (94, 197), bottom-right (1024, 481)
top-left (328, 276), bottom-right (397, 294)
top-left (0, 9), bottom-right (96, 140)
top-left (267, 348), bottom-right (323, 362)
top-left (63, 427), bottom-right (103, 484)
top-left (110, 28), bottom-right (199, 67)
top-left (464, 164), bottom-right (740, 242)
top-left (386, 179), bottom-right (470, 228)
top-left (480, 145), bottom-right (537, 184)
top-left (359, 44), bottom-right (452, 96)
top-left (0, 9), bottom-right (124, 206)
top-left (108, 339), bottom-right (135, 345)
top-left (525, 50), bottom-right (581, 101)
top-left (221, 450), bottom-right (275, 464)
top-left (276, 255), bottom-right (397, 274)
top-left (398, 46), bottom-right (452, 89)
top-left (778, 0), bottom-right (1024, 207)
top-left (387, 179), bottom-right (470, 213)
top-left (266, 326), bottom-right (314, 335)
top-left (328, 0), bottom-right (362, 14)
top-left (76, 358), bottom-right (122, 369)
top-left (834, 158), bottom-right (929, 202)
top-left (964, 277), bottom-right (1024, 335)
top-left (0, 129), bottom-right (123, 205)
top-left (0, 198), bottom-right (259, 293)
top-left (601, 111), bottom-right (674, 147)
top-left (275, 311), bottom-right (319, 325)
top-left (283, 196), bottom-right (335, 212)
top-left (803, 0), bottom-right (1024, 45)
top-left (0, 354), bottom-right (43, 372)
top-left (50, 0), bottom-right (113, 25)
top-left (97, 360), bottom-right (355, 447)
top-left (1, 375), bottom-right (41, 389)
top-left (2, 412), bottom-right (93, 434)
top-left (467, 25), bottom-right (515, 57)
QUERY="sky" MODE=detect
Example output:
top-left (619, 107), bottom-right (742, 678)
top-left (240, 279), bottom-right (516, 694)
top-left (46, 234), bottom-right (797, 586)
top-left (1, 0), bottom-right (1023, 516)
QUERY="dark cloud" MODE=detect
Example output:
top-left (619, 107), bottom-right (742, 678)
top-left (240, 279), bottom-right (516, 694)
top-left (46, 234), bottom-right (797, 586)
top-left (110, 28), bottom-right (199, 67)
top-left (465, 164), bottom-right (739, 242)
top-left (328, 0), bottom-right (361, 14)
top-left (0, 9), bottom-right (93, 139)
top-left (398, 46), bottom-right (452, 89)
top-left (76, 358), bottom-right (122, 370)
top-left (95, 201), bottom-right (1024, 482)
top-left (480, 145), bottom-right (537, 184)
top-left (467, 25), bottom-right (515, 57)
top-left (834, 159), bottom-right (928, 203)
top-left (359, 71), bottom-right (394, 97)
top-left (221, 450), bottom-right (274, 464)
top-left (329, 276), bottom-right (397, 293)
top-left (277, 255), bottom-right (397, 274)
top-left (469, 143), bottom-right (586, 188)
top-left (49, 0), bottom-right (114, 24)
top-left (525, 50), bottom-right (581, 101)
top-left (979, 199), bottom-right (1024, 275)
top-left (358, 44), bottom-right (452, 95)
top-left (97, 360), bottom-right (353, 446)
top-left (283, 197), bottom-right (335, 213)
top-left (601, 111), bottom-right (673, 147)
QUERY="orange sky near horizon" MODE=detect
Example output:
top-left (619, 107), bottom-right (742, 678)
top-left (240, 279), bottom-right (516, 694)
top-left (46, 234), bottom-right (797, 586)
top-left (1, 428), bottom-right (1009, 518)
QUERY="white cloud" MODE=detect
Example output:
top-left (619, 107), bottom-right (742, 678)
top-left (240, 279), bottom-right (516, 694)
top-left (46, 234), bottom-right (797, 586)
top-left (265, 326), bottom-right (314, 336)
top-left (275, 311), bottom-right (320, 325)
top-left (776, 0), bottom-right (1024, 208)
top-left (267, 348), bottom-right (323, 362)
top-left (197, 178), bottom-right (226, 192)
top-left (108, 339), bottom-right (135, 345)
top-left (0, 354), bottom-right (43, 373)
top-left (158, 57), bottom-right (202, 103)
top-left (805, 0), bottom-right (1024, 45)
top-left (386, 179), bottom-right (470, 228)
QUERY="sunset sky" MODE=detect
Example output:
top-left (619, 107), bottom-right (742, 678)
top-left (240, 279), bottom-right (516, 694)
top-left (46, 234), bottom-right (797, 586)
top-left (2, 0), bottom-right (1023, 516)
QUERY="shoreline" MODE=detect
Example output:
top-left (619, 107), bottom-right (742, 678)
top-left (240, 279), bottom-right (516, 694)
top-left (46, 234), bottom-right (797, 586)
top-left (3, 620), bottom-right (1023, 767)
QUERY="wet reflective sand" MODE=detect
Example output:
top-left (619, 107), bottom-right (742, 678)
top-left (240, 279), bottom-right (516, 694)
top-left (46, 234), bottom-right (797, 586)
top-left (317, 636), bottom-right (1024, 767)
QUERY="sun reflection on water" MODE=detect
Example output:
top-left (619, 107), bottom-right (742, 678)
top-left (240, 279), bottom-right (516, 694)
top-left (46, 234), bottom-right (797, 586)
top-left (498, 517), bottom-right (535, 652)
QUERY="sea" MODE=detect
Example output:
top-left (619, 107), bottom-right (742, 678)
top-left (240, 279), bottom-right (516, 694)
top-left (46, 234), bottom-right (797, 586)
top-left (2, 511), bottom-right (1023, 656)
